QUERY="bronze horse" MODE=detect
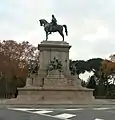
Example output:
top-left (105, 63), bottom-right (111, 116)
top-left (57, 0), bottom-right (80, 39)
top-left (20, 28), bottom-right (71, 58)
top-left (39, 19), bottom-right (68, 41)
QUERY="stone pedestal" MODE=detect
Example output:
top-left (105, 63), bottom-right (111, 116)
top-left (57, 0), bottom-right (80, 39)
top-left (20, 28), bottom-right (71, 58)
top-left (43, 70), bottom-right (73, 89)
top-left (17, 40), bottom-right (94, 104)
top-left (25, 77), bottom-right (33, 87)
top-left (39, 41), bottom-right (70, 71)
top-left (33, 41), bottom-right (71, 86)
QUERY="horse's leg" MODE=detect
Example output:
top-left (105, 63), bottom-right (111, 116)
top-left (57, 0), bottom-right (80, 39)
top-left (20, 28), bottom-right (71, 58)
top-left (58, 30), bottom-right (64, 41)
top-left (46, 32), bottom-right (48, 41)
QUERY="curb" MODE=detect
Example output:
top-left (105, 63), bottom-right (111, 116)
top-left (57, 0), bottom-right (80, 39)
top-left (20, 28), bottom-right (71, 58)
top-left (0, 99), bottom-right (115, 108)
top-left (1, 103), bottom-right (115, 108)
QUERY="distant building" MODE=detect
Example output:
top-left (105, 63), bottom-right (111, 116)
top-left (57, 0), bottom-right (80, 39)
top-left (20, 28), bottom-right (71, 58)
top-left (109, 54), bottom-right (115, 62)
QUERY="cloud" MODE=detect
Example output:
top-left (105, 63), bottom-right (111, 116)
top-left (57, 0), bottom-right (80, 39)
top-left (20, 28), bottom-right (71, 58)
top-left (0, 0), bottom-right (55, 41)
top-left (0, 0), bottom-right (115, 60)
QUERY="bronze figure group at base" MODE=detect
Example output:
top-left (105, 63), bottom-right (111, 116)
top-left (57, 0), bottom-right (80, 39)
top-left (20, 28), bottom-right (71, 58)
top-left (39, 15), bottom-right (68, 41)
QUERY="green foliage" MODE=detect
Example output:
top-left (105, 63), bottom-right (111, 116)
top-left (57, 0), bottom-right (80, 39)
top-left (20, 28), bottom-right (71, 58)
top-left (86, 58), bottom-right (103, 80)
top-left (86, 58), bottom-right (103, 72)
top-left (81, 80), bottom-right (87, 87)
top-left (69, 60), bottom-right (86, 75)
top-left (87, 76), bottom-right (96, 89)
top-left (69, 58), bottom-right (103, 76)
top-left (107, 84), bottom-right (115, 98)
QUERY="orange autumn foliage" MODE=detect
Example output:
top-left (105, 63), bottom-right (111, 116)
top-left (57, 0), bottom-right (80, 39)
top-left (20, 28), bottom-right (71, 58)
top-left (100, 59), bottom-right (115, 78)
top-left (0, 40), bottom-right (38, 78)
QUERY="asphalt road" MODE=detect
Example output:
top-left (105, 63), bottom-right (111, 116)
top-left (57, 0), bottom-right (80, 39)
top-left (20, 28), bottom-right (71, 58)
top-left (1, 105), bottom-right (115, 120)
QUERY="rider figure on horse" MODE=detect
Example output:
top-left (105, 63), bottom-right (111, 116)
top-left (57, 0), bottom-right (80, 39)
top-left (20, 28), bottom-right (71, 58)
top-left (49, 15), bottom-right (57, 34)
top-left (51, 15), bottom-right (57, 26)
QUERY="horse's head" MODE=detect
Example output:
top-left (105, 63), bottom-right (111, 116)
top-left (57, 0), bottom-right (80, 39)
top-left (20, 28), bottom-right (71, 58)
top-left (39, 19), bottom-right (49, 27)
top-left (39, 19), bottom-right (43, 26)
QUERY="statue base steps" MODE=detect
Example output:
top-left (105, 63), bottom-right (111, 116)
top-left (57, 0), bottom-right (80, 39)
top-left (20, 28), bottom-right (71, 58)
top-left (17, 87), bottom-right (94, 104)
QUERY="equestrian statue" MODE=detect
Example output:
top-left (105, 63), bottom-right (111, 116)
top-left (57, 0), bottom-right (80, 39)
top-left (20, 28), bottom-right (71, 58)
top-left (38, 15), bottom-right (68, 41)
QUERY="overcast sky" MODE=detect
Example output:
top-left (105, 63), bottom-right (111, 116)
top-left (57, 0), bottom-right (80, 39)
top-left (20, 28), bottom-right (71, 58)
top-left (0, 0), bottom-right (115, 60)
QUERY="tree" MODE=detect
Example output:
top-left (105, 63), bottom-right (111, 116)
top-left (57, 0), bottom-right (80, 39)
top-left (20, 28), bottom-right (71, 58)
top-left (0, 40), bottom-right (38, 78)
top-left (69, 58), bottom-right (103, 78)
top-left (87, 75), bottom-right (96, 89)
top-left (69, 60), bottom-right (86, 76)
top-left (99, 59), bottom-right (115, 85)
top-left (86, 58), bottom-right (103, 78)
top-left (97, 60), bottom-right (115, 98)
top-left (86, 75), bottom-right (96, 96)
top-left (81, 80), bottom-right (87, 87)
top-left (0, 40), bottom-right (39, 98)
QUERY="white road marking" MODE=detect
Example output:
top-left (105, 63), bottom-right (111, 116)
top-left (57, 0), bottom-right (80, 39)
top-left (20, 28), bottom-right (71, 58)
top-left (8, 108), bottom-right (76, 120)
top-left (8, 108), bottom-right (36, 111)
top-left (9, 107), bottom-right (112, 111)
top-left (93, 108), bottom-right (111, 110)
top-left (95, 118), bottom-right (104, 120)
top-left (54, 113), bottom-right (76, 119)
top-left (8, 108), bottom-right (55, 111)
top-left (8, 107), bottom-right (83, 111)
top-left (8, 107), bottom-right (110, 120)
top-left (64, 108), bottom-right (83, 111)
top-left (33, 110), bottom-right (53, 114)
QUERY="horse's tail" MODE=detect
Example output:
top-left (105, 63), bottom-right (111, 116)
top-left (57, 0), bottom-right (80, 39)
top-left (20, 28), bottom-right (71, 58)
top-left (63, 25), bottom-right (68, 36)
